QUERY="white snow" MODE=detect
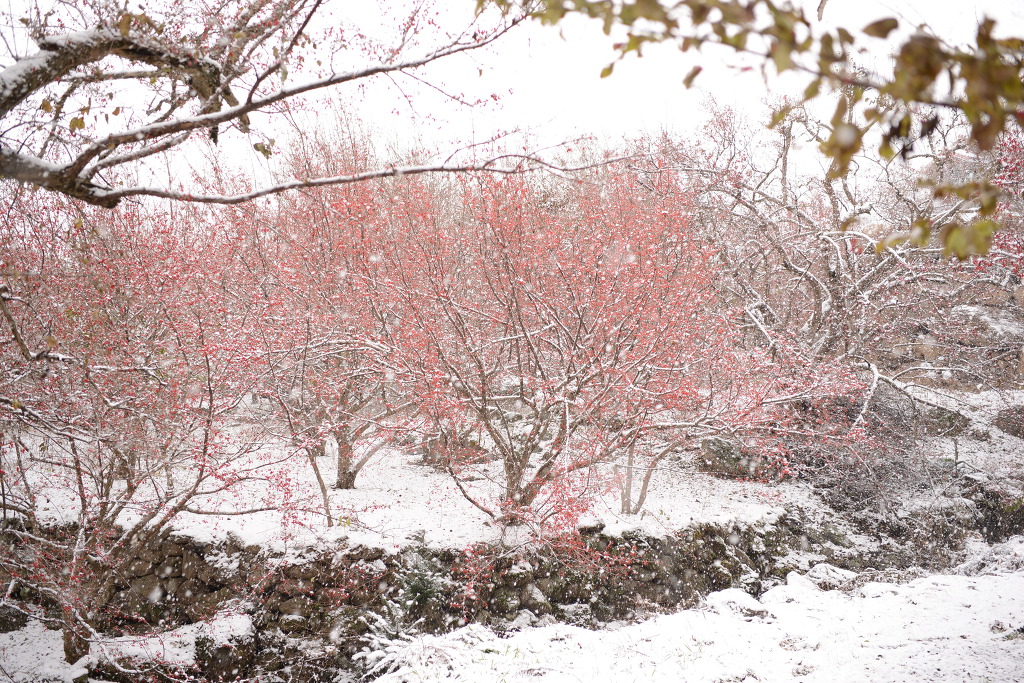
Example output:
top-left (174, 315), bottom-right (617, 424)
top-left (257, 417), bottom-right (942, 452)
top-left (0, 610), bottom-right (253, 682)
top-left (2, 391), bottom-right (1022, 681)
top-left (0, 620), bottom-right (87, 683)
top-left (361, 552), bottom-right (1024, 683)
top-left (100, 610), bottom-right (253, 669)
top-left (71, 446), bottom-right (806, 556)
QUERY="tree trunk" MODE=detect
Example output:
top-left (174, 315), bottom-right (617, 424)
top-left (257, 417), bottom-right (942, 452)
top-left (334, 427), bottom-right (357, 489)
top-left (335, 468), bottom-right (357, 489)
top-left (63, 625), bottom-right (88, 663)
top-left (619, 442), bottom-right (636, 515)
top-left (304, 445), bottom-right (333, 526)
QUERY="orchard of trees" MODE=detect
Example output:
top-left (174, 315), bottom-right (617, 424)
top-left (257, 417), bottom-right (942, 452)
top-left (2, 0), bottom-right (1024, 670)
top-left (4, 111), bottom-right (1023, 660)
top-left (4, 0), bottom-right (1024, 255)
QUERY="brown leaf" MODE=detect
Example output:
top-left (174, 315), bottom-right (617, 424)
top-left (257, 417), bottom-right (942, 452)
top-left (863, 18), bottom-right (898, 39)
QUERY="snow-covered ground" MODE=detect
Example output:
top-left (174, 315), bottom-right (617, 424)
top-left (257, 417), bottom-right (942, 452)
top-left (906, 388), bottom-right (1024, 478)
top-left (2, 389), bottom-right (1022, 682)
top-left (2, 538), bottom-right (1021, 682)
top-left (358, 538), bottom-right (1024, 683)
top-left (122, 449), bottom-right (819, 556)
top-left (17, 389), bottom-right (1021, 558)
top-left (0, 611), bottom-right (254, 683)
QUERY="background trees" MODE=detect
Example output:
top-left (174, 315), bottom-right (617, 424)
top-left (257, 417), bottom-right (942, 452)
top-left (502, 0), bottom-right (1024, 254)
top-left (374, 168), bottom-right (862, 523)
top-left (626, 105), bottom-right (1024, 517)
top-left (229, 165), bottom-right (411, 500)
top-left (1, 1), bottom-right (1020, 671)
top-left (2, 101), bottom-right (1020, 664)
top-left (632, 107), bottom-right (999, 359)
top-left (381, 172), bottom-right (729, 521)
top-left (0, 194), bottom-right (282, 660)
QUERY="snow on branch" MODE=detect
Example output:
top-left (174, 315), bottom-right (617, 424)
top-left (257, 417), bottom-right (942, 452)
top-left (0, 1), bottom-right (530, 207)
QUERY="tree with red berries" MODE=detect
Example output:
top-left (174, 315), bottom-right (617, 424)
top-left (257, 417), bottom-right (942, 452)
top-left (379, 169), bottom-right (856, 521)
top-left (0, 193), bottom-right (296, 662)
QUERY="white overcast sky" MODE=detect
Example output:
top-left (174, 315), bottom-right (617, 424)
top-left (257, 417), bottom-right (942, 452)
top-left (11, 0), bottom-right (1016, 181)
top-left (333, 0), bottom-right (1024, 157)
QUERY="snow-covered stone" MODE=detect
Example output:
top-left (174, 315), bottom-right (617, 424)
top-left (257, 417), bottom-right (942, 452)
top-left (805, 563), bottom-right (857, 590)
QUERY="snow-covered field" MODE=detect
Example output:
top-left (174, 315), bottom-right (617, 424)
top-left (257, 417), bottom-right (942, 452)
top-left (2, 390), bottom-right (1022, 682)
top-left (2, 538), bottom-right (1021, 682)
top-left (361, 560), bottom-right (1024, 683)
top-left (358, 538), bottom-right (1024, 683)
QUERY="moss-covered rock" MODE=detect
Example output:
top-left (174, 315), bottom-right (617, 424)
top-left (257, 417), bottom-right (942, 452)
top-left (918, 405), bottom-right (970, 437)
top-left (697, 438), bottom-right (762, 478)
top-left (993, 406), bottom-right (1024, 438)
top-left (973, 489), bottom-right (1024, 542)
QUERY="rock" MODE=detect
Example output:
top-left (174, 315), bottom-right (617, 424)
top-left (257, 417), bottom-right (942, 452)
top-left (971, 486), bottom-right (1024, 542)
top-left (198, 563), bottom-right (222, 585)
top-left (184, 587), bottom-right (234, 622)
top-left (704, 588), bottom-right (771, 618)
top-left (786, 571), bottom-right (821, 591)
top-left (558, 603), bottom-right (594, 627)
top-left (278, 614), bottom-right (308, 635)
top-left (472, 609), bottom-right (494, 627)
top-left (578, 520), bottom-right (606, 535)
top-left (0, 604), bottom-right (29, 633)
top-left (504, 560), bottom-right (534, 588)
top-left (534, 577), bottom-right (564, 599)
top-left (520, 583), bottom-right (552, 615)
top-left (110, 588), bottom-right (143, 614)
top-left (633, 570), bottom-right (660, 583)
top-left (222, 531), bottom-right (249, 555)
top-left (911, 334), bottom-right (944, 362)
top-left (760, 573), bottom-right (820, 605)
top-left (172, 578), bottom-right (203, 601)
top-left (489, 587), bottom-right (521, 616)
top-left (279, 576), bottom-right (318, 596)
top-left (284, 562), bottom-right (321, 582)
top-left (698, 437), bottom-right (761, 478)
top-left (134, 543), bottom-right (165, 564)
top-left (195, 626), bottom-right (257, 681)
top-left (160, 540), bottom-right (185, 557)
top-left (124, 558), bottom-right (154, 578)
top-left (993, 406), bottom-right (1024, 438)
top-left (164, 576), bottom-right (183, 597)
top-left (116, 581), bottom-right (166, 624)
top-left (507, 609), bottom-right (540, 630)
top-left (805, 563), bottom-right (857, 590)
top-left (278, 596), bottom-right (316, 619)
top-left (156, 557), bottom-right (183, 579)
top-left (181, 551), bottom-right (204, 580)
top-left (181, 551), bottom-right (220, 584)
top-left (346, 545), bottom-right (384, 562)
top-left (918, 405), bottom-right (969, 437)
top-left (129, 575), bottom-right (164, 603)
top-left (950, 305), bottom-right (1024, 346)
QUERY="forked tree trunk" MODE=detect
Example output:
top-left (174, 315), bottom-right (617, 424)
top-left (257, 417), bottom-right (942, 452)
top-left (335, 468), bottom-right (357, 489)
top-left (619, 442), bottom-right (637, 515)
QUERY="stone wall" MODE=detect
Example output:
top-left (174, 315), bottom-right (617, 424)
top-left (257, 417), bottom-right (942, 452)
top-left (92, 518), bottom-right (803, 679)
top-left (8, 492), bottom-right (1017, 681)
